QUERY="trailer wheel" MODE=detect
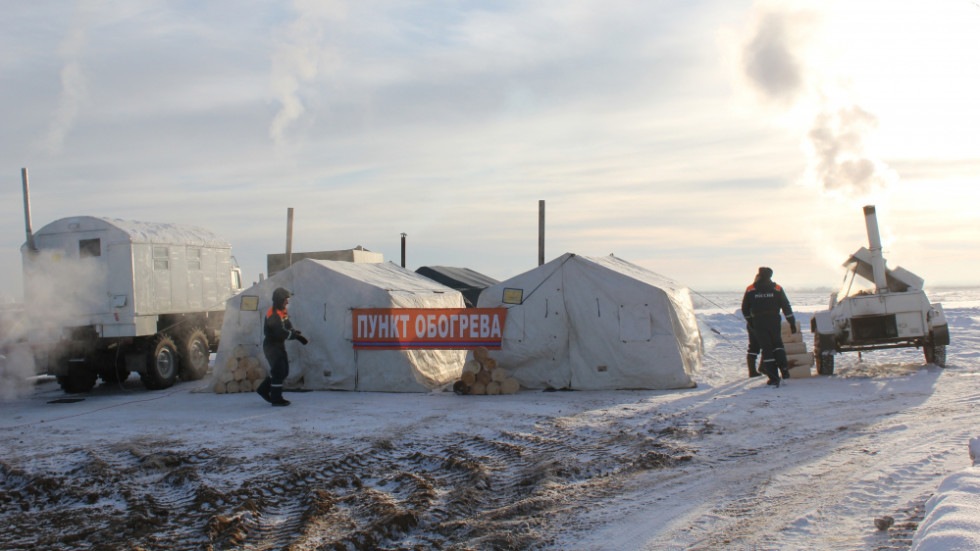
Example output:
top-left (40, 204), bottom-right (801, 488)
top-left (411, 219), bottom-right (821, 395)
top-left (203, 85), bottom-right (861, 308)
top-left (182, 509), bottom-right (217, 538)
top-left (179, 328), bottom-right (210, 381)
top-left (924, 343), bottom-right (947, 368)
top-left (814, 334), bottom-right (835, 376)
top-left (141, 334), bottom-right (180, 390)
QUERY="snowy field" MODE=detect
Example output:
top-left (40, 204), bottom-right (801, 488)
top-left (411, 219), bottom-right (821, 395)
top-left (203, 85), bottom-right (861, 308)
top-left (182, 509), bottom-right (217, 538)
top-left (1, 287), bottom-right (978, 550)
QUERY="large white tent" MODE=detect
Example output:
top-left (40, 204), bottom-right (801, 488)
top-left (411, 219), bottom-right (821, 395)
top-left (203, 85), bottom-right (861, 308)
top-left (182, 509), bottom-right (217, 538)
top-left (477, 253), bottom-right (702, 390)
top-left (214, 259), bottom-right (466, 392)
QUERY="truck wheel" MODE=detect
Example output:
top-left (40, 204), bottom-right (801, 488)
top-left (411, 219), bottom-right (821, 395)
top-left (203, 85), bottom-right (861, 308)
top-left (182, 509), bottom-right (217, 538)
top-left (141, 334), bottom-right (180, 390)
top-left (924, 343), bottom-right (947, 368)
top-left (817, 352), bottom-right (835, 375)
top-left (57, 370), bottom-right (98, 393)
top-left (179, 328), bottom-right (210, 381)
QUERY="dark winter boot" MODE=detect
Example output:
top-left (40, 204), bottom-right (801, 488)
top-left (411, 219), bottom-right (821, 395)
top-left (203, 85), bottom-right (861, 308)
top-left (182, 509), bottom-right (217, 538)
top-left (257, 378), bottom-right (272, 403)
top-left (747, 354), bottom-right (761, 378)
top-left (761, 362), bottom-right (780, 387)
top-left (269, 385), bottom-right (291, 407)
top-left (775, 348), bottom-right (790, 379)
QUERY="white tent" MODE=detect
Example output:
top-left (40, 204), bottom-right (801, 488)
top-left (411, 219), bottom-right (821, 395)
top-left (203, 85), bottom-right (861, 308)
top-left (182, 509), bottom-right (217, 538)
top-left (477, 253), bottom-right (702, 390)
top-left (215, 259), bottom-right (467, 392)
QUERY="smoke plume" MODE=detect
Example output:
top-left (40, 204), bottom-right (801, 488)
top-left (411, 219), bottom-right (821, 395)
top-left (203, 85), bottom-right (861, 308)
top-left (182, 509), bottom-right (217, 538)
top-left (739, 3), bottom-right (895, 197)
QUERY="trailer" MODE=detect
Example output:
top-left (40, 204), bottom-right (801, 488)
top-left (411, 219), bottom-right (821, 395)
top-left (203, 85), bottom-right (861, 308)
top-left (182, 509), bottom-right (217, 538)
top-left (22, 216), bottom-right (243, 393)
top-left (810, 206), bottom-right (949, 374)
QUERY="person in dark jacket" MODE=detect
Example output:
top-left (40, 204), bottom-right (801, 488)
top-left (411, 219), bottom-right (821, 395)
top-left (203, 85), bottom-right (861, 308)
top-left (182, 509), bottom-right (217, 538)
top-left (257, 287), bottom-right (308, 406)
top-left (741, 267), bottom-right (796, 387)
top-left (746, 320), bottom-right (762, 378)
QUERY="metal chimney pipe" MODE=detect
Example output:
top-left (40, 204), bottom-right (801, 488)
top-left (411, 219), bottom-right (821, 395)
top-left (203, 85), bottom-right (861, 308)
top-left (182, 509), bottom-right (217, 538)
top-left (400, 233), bottom-right (407, 268)
top-left (22, 168), bottom-right (37, 252)
top-left (863, 205), bottom-right (889, 293)
top-left (285, 207), bottom-right (294, 268)
top-left (538, 199), bottom-right (545, 266)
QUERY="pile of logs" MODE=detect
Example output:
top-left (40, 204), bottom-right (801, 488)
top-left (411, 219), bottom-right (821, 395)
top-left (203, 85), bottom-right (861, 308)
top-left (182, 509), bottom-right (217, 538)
top-left (214, 344), bottom-right (267, 393)
top-left (782, 320), bottom-right (814, 377)
top-left (453, 347), bottom-right (520, 395)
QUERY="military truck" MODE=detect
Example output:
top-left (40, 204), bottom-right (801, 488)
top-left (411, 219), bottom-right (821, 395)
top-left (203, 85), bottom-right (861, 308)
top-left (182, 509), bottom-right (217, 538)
top-left (811, 206), bottom-right (949, 374)
top-left (22, 216), bottom-right (244, 393)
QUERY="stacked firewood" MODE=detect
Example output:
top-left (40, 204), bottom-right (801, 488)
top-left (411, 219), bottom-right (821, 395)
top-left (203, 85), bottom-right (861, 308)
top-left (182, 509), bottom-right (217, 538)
top-left (214, 344), bottom-right (267, 393)
top-left (782, 320), bottom-right (814, 376)
top-left (453, 347), bottom-right (520, 395)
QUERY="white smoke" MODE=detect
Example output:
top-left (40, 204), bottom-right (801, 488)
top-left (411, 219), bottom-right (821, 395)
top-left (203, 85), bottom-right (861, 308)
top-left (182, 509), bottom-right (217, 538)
top-left (1, 250), bottom-right (108, 400)
top-left (738, 3), bottom-right (896, 198)
top-left (268, 1), bottom-right (345, 148)
top-left (38, 1), bottom-right (96, 155)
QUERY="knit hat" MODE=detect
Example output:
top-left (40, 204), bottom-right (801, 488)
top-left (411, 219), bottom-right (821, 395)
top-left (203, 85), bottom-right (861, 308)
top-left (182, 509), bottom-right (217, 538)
top-left (757, 267), bottom-right (773, 279)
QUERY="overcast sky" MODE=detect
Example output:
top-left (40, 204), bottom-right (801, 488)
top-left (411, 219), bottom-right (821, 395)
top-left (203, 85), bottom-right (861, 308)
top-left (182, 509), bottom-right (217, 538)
top-left (2, 0), bottom-right (979, 300)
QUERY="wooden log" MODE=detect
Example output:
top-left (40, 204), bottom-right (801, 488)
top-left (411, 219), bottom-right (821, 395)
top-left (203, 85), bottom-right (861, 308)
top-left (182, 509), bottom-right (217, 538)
top-left (246, 365), bottom-right (262, 381)
top-left (225, 356), bottom-right (239, 372)
top-left (473, 347), bottom-right (489, 363)
top-left (233, 344), bottom-right (249, 359)
top-left (491, 368), bottom-right (509, 383)
top-left (243, 356), bottom-right (259, 370)
top-left (500, 378), bottom-right (520, 395)
top-left (214, 380), bottom-right (226, 394)
top-left (233, 367), bottom-right (246, 382)
top-left (476, 369), bottom-right (492, 385)
top-left (463, 360), bottom-right (483, 375)
top-left (252, 379), bottom-right (263, 391)
top-left (453, 380), bottom-right (469, 395)
top-left (226, 380), bottom-right (241, 393)
top-left (784, 342), bottom-right (808, 355)
top-left (483, 357), bottom-right (497, 371)
top-left (486, 381), bottom-right (501, 395)
top-left (218, 369), bottom-right (235, 384)
top-left (461, 371), bottom-right (476, 386)
top-left (470, 381), bottom-right (487, 395)
top-left (787, 352), bottom-right (813, 367)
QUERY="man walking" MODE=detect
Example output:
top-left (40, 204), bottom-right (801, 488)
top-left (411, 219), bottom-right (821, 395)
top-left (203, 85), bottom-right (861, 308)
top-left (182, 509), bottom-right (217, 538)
top-left (257, 287), bottom-right (308, 406)
top-left (741, 267), bottom-right (796, 387)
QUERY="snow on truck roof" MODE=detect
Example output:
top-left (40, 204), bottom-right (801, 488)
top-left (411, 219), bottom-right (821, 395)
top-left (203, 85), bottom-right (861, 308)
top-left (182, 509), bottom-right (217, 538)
top-left (34, 216), bottom-right (231, 248)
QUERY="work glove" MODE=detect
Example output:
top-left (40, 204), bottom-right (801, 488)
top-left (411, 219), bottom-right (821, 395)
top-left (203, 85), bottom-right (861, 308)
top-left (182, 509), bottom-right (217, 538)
top-left (787, 317), bottom-right (797, 334)
top-left (296, 335), bottom-right (309, 345)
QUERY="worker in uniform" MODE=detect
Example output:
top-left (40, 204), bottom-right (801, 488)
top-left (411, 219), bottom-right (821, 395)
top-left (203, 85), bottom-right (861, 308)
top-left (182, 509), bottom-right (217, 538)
top-left (741, 267), bottom-right (796, 387)
top-left (746, 318), bottom-right (762, 378)
top-left (257, 287), bottom-right (308, 406)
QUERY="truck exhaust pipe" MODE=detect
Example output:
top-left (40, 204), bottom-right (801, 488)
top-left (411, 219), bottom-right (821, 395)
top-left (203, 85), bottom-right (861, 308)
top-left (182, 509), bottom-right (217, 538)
top-left (863, 205), bottom-right (888, 293)
top-left (22, 168), bottom-right (37, 253)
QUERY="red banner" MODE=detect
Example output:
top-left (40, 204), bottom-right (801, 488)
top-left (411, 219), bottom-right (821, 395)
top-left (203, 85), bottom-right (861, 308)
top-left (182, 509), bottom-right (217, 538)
top-left (352, 308), bottom-right (506, 350)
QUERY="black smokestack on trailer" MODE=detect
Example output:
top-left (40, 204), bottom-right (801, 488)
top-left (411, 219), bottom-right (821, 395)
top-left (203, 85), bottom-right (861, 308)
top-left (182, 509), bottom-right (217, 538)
top-left (21, 168), bottom-right (36, 252)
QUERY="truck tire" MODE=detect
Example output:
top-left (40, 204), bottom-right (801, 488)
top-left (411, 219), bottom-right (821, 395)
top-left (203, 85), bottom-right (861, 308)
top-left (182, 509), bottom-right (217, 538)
top-left (179, 328), bottom-right (210, 381)
top-left (57, 369), bottom-right (98, 394)
top-left (141, 334), bottom-right (180, 390)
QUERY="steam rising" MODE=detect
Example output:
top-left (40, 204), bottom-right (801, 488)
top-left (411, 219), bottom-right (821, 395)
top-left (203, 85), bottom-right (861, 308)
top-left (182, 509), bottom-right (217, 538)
top-left (739, 4), bottom-right (895, 198)
top-left (1, 251), bottom-right (108, 400)
top-left (39, 1), bottom-right (95, 155)
top-left (269, 1), bottom-right (345, 147)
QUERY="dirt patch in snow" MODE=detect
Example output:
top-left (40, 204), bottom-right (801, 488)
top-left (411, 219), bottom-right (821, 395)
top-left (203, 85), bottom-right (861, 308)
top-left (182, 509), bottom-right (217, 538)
top-left (0, 418), bottom-right (694, 550)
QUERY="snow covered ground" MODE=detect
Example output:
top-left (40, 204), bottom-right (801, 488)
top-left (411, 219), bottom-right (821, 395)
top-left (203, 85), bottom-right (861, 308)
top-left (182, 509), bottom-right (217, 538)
top-left (0, 287), bottom-right (977, 550)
